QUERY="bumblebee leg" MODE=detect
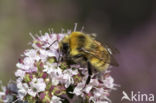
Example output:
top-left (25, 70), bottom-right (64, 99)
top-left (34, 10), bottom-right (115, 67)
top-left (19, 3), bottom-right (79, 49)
top-left (86, 60), bottom-right (92, 85)
top-left (72, 54), bottom-right (92, 85)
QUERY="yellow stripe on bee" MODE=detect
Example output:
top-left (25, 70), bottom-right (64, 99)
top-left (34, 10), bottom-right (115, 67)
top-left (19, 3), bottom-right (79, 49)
top-left (90, 58), bottom-right (99, 65)
top-left (96, 61), bottom-right (104, 67)
top-left (90, 57), bottom-right (110, 71)
top-left (90, 58), bottom-right (102, 69)
top-left (70, 49), bottom-right (79, 56)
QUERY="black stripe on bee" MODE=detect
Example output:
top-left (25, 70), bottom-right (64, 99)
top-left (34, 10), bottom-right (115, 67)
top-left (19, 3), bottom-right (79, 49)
top-left (76, 35), bottom-right (86, 51)
top-left (77, 35), bottom-right (86, 44)
top-left (62, 43), bottom-right (69, 54)
top-left (72, 54), bottom-right (83, 59)
top-left (78, 35), bottom-right (86, 41)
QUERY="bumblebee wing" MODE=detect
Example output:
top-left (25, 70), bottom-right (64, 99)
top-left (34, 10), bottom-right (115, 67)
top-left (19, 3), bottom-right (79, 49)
top-left (81, 48), bottom-right (102, 60)
top-left (103, 42), bottom-right (119, 66)
top-left (81, 47), bottom-right (119, 67)
top-left (103, 42), bottom-right (120, 54)
top-left (109, 54), bottom-right (119, 66)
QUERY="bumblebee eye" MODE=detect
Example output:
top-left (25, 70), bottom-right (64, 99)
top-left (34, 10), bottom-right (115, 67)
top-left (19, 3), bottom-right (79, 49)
top-left (62, 43), bottom-right (69, 54)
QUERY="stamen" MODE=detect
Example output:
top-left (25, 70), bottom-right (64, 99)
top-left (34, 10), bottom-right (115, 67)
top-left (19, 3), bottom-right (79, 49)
top-left (29, 32), bottom-right (36, 40)
top-left (61, 28), bottom-right (64, 33)
top-left (39, 30), bottom-right (43, 36)
top-left (48, 28), bottom-right (51, 34)
top-left (74, 23), bottom-right (78, 31)
top-left (81, 26), bottom-right (84, 32)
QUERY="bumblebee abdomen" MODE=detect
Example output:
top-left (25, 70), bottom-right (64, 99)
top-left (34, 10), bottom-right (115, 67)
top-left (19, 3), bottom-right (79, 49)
top-left (89, 55), bottom-right (110, 71)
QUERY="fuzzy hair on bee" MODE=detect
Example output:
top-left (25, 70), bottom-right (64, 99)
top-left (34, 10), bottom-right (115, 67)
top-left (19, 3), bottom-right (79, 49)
top-left (59, 32), bottom-right (118, 84)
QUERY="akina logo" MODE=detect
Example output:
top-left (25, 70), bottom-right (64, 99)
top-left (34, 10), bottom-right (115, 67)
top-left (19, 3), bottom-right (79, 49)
top-left (121, 91), bottom-right (155, 102)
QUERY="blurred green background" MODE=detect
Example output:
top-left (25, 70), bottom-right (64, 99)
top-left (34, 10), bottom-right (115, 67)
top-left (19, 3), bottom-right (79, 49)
top-left (0, 0), bottom-right (156, 102)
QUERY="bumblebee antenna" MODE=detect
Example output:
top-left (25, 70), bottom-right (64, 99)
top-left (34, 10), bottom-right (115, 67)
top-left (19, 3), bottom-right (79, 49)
top-left (74, 23), bottom-right (78, 31)
top-left (45, 40), bottom-right (57, 50)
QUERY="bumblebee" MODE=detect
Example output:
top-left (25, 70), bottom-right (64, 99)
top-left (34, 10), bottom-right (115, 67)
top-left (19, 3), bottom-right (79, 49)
top-left (59, 32), bottom-right (118, 84)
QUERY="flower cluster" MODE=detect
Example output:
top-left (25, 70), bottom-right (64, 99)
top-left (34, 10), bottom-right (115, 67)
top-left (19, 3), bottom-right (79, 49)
top-left (0, 31), bottom-right (116, 103)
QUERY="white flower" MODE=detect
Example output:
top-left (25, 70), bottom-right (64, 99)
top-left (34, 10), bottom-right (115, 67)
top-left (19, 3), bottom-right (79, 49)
top-left (0, 84), bottom-right (6, 99)
top-left (39, 33), bottom-right (51, 42)
top-left (27, 89), bottom-right (37, 97)
top-left (16, 57), bottom-right (37, 72)
top-left (89, 96), bottom-right (109, 103)
top-left (0, 83), bottom-right (11, 102)
top-left (63, 69), bottom-right (78, 88)
top-left (28, 78), bottom-right (46, 97)
top-left (51, 78), bottom-right (60, 86)
top-left (63, 75), bottom-right (74, 88)
top-left (43, 63), bottom-right (57, 74)
top-left (93, 88), bottom-right (106, 97)
top-left (39, 49), bottom-right (56, 58)
top-left (84, 85), bottom-right (92, 94)
top-left (15, 69), bottom-right (25, 79)
top-left (50, 96), bottom-right (62, 103)
top-left (35, 33), bottom-right (64, 50)
top-left (16, 80), bottom-right (29, 99)
top-left (50, 67), bottom-right (63, 85)
top-left (90, 79), bottom-right (99, 86)
top-left (24, 49), bottom-right (39, 60)
top-left (73, 81), bottom-right (85, 96)
top-left (90, 88), bottom-right (111, 103)
top-left (103, 76), bottom-right (114, 89)
top-left (0, 91), bottom-right (5, 98)
top-left (44, 63), bottom-right (65, 86)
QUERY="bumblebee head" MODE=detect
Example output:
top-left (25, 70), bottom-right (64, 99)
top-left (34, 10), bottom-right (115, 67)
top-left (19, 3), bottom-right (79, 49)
top-left (59, 35), bottom-right (70, 55)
